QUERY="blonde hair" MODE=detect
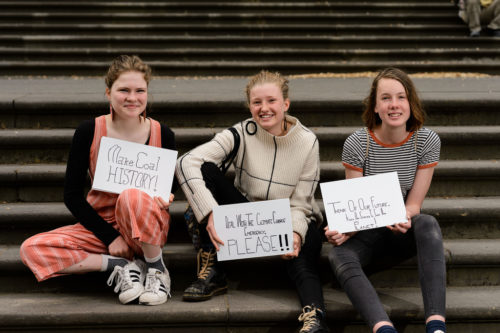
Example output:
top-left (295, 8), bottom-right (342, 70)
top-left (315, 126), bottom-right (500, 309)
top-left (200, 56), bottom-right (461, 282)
top-left (245, 70), bottom-right (289, 105)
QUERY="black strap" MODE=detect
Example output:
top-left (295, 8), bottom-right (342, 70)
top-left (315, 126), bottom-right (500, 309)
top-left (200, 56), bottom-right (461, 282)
top-left (220, 127), bottom-right (240, 174)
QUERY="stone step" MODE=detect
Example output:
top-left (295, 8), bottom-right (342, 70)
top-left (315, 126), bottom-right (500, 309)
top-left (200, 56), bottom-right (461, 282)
top-left (3, 60), bottom-right (500, 76)
top-left (2, 239), bottom-right (500, 291)
top-left (1, 126), bottom-right (499, 163)
top-left (0, 12), bottom-right (461, 25)
top-left (1, 286), bottom-right (499, 332)
top-left (1, 77), bottom-right (499, 128)
top-left (1, 197), bottom-right (499, 244)
top-left (0, 1), bottom-right (456, 13)
top-left (1, 160), bottom-right (499, 202)
top-left (2, 35), bottom-right (496, 49)
top-left (0, 23), bottom-right (468, 36)
top-left (5, 47), bottom-right (498, 62)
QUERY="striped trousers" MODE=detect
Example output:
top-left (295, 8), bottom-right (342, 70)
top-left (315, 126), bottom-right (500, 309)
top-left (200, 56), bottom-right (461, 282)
top-left (20, 189), bottom-right (170, 282)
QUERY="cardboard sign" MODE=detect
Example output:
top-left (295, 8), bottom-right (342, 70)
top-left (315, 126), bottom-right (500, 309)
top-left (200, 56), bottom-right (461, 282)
top-left (320, 172), bottom-right (406, 233)
top-left (213, 199), bottom-right (294, 261)
top-left (92, 136), bottom-right (178, 200)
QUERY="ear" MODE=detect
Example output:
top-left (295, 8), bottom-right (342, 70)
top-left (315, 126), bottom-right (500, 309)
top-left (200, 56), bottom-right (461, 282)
top-left (283, 98), bottom-right (290, 112)
top-left (105, 87), bottom-right (111, 101)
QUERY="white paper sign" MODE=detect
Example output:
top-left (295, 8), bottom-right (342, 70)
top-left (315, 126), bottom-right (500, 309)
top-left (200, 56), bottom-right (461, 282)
top-left (320, 172), bottom-right (406, 233)
top-left (213, 199), bottom-right (294, 261)
top-left (92, 136), bottom-right (178, 200)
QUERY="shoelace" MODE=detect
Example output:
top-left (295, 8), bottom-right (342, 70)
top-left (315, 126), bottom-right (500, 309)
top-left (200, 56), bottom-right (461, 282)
top-left (106, 265), bottom-right (133, 293)
top-left (197, 249), bottom-right (215, 280)
top-left (298, 306), bottom-right (319, 332)
top-left (144, 270), bottom-right (171, 297)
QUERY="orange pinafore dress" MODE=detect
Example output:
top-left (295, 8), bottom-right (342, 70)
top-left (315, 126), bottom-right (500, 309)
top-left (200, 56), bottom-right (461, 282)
top-left (20, 116), bottom-right (170, 281)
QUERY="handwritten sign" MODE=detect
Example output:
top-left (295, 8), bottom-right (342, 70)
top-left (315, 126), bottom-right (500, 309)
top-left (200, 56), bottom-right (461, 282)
top-left (320, 172), bottom-right (406, 233)
top-left (92, 136), bottom-right (178, 200)
top-left (213, 199), bottom-right (294, 261)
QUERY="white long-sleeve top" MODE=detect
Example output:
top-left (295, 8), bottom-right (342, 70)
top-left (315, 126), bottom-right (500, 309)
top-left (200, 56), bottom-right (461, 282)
top-left (175, 115), bottom-right (323, 243)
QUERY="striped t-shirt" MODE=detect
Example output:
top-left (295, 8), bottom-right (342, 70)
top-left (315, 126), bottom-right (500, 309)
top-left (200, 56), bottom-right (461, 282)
top-left (342, 127), bottom-right (441, 199)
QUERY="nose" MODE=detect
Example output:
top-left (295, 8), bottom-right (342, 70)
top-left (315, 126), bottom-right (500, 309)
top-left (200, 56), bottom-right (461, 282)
top-left (388, 97), bottom-right (399, 108)
top-left (125, 92), bottom-right (137, 101)
top-left (261, 101), bottom-right (270, 111)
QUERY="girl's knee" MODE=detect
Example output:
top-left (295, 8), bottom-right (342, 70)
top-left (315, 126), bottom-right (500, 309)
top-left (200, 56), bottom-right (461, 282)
top-left (328, 247), bottom-right (363, 285)
top-left (20, 234), bottom-right (42, 264)
top-left (201, 162), bottom-right (218, 175)
top-left (116, 188), bottom-right (152, 212)
top-left (413, 214), bottom-right (443, 241)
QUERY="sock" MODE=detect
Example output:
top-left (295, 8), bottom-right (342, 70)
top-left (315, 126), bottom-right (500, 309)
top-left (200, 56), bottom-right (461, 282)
top-left (376, 325), bottom-right (398, 333)
top-left (144, 252), bottom-right (166, 272)
top-left (426, 320), bottom-right (446, 333)
top-left (101, 255), bottom-right (129, 272)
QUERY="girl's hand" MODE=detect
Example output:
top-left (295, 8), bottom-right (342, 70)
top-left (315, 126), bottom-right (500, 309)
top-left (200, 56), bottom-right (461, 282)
top-left (108, 235), bottom-right (133, 260)
top-left (325, 226), bottom-right (355, 246)
top-left (282, 232), bottom-right (302, 260)
top-left (154, 193), bottom-right (174, 210)
top-left (386, 215), bottom-right (412, 234)
top-left (206, 212), bottom-right (224, 251)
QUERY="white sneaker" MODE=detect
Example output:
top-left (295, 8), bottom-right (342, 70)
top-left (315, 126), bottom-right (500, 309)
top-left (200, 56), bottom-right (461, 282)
top-left (139, 268), bottom-right (171, 306)
top-left (107, 260), bottom-right (146, 304)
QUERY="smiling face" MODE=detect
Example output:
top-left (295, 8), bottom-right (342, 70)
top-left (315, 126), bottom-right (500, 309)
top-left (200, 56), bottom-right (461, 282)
top-left (248, 82), bottom-right (290, 136)
top-left (374, 78), bottom-right (411, 130)
top-left (106, 71), bottom-right (148, 120)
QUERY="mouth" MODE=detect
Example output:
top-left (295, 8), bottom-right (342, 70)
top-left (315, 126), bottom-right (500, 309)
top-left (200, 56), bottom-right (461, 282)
top-left (259, 113), bottom-right (274, 119)
top-left (388, 112), bottom-right (402, 118)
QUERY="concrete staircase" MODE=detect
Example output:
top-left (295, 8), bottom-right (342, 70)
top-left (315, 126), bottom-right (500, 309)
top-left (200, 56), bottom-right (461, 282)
top-left (1, 75), bottom-right (500, 332)
top-left (0, 0), bottom-right (500, 76)
top-left (1, 0), bottom-right (500, 332)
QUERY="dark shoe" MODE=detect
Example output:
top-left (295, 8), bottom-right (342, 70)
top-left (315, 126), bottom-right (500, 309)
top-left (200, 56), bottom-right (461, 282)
top-left (493, 29), bottom-right (500, 37)
top-left (298, 305), bottom-right (330, 333)
top-left (182, 249), bottom-right (228, 302)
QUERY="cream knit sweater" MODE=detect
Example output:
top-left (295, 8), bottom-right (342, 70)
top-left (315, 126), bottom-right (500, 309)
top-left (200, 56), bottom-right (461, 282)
top-left (176, 115), bottom-right (322, 243)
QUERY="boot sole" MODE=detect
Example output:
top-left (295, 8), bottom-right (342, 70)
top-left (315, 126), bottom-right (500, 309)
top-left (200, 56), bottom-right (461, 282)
top-left (182, 286), bottom-right (228, 302)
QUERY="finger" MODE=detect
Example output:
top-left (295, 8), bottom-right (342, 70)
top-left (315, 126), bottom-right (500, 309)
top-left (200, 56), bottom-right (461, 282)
top-left (208, 227), bottom-right (225, 246)
top-left (169, 193), bottom-right (175, 203)
top-left (397, 224), bottom-right (409, 233)
top-left (153, 197), bottom-right (165, 209)
top-left (208, 233), bottom-right (220, 251)
top-left (157, 196), bottom-right (170, 209)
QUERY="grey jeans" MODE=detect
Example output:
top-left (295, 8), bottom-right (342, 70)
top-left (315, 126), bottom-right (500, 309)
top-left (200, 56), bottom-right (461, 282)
top-left (328, 214), bottom-right (446, 329)
top-left (466, 0), bottom-right (500, 31)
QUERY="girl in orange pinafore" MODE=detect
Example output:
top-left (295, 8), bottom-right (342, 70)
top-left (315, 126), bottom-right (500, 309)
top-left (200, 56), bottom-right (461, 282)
top-left (20, 55), bottom-right (176, 306)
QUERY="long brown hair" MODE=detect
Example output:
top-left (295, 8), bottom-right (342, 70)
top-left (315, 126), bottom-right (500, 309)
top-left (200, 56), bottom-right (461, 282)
top-left (362, 67), bottom-right (425, 132)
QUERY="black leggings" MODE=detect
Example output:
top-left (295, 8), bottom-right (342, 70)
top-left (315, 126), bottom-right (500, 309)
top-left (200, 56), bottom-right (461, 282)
top-left (328, 214), bottom-right (446, 328)
top-left (199, 162), bottom-right (325, 311)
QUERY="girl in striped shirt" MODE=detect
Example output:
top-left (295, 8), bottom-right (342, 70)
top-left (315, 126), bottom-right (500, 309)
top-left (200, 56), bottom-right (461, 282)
top-left (325, 68), bottom-right (446, 333)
